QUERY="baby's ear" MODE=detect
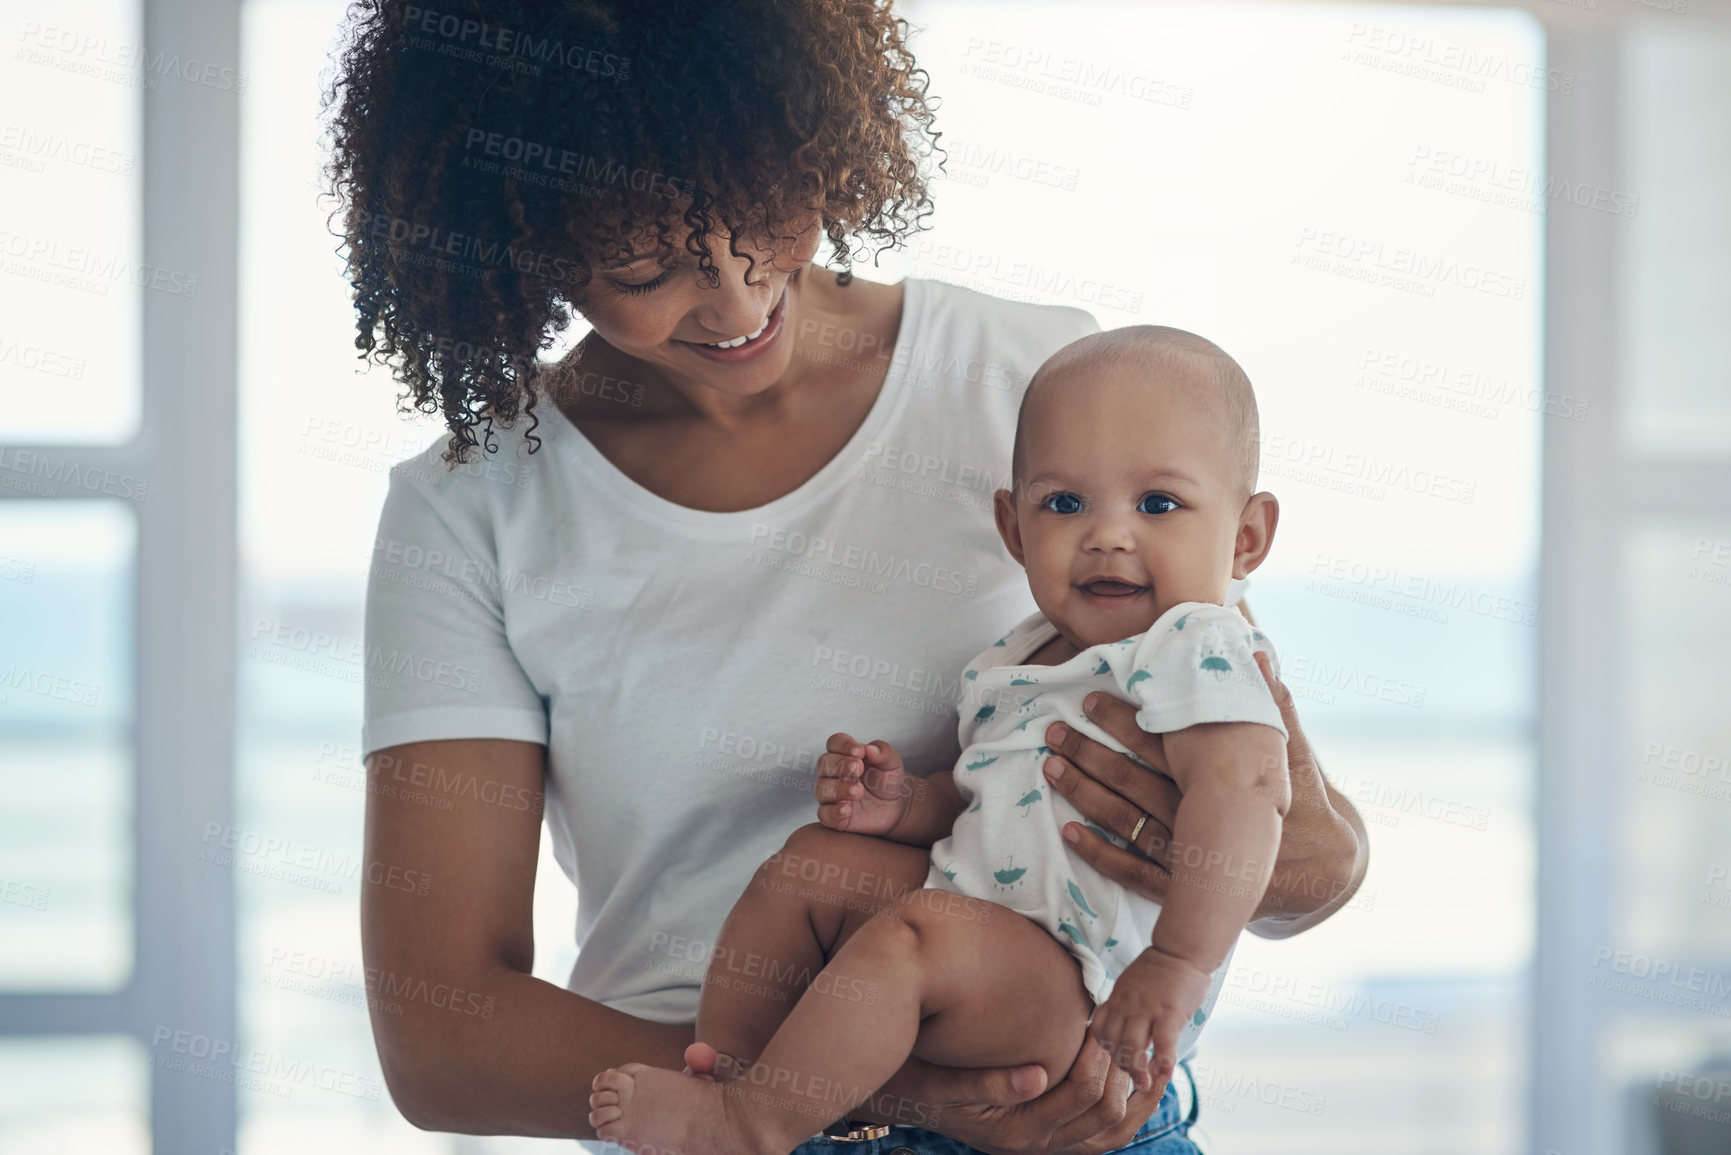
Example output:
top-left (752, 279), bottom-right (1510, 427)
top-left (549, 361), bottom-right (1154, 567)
top-left (994, 487), bottom-right (1027, 566)
top-left (1232, 492), bottom-right (1279, 579)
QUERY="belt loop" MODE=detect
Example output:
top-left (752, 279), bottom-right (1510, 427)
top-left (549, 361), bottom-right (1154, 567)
top-left (1178, 1058), bottom-right (1199, 1127)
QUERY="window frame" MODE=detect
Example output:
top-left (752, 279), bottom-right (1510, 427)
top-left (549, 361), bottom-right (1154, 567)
top-left (0, 0), bottom-right (242, 1150)
top-left (1537, 9), bottom-right (1731, 1155)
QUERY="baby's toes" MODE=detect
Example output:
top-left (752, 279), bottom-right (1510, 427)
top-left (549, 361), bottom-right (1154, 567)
top-left (590, 1066), bottom-right (642, 1118)
top-left (595, 1063), bottom-right (648, 1091)
top-left (592, 1066), bottom-right (640, 1101)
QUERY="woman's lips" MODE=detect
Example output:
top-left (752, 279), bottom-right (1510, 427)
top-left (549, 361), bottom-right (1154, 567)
top-left (675, 289), bottom-right (787, 364)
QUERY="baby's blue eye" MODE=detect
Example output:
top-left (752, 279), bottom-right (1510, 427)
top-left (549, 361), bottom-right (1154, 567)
top-left (1041, 492), bottom-right (1083, 515)
top-left (1138, 494), bottom-right (1179, 515)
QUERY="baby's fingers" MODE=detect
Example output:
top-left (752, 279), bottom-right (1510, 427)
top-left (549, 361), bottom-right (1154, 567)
top-left (815, 750), bottom-right (856, 779)
top-left (1088, 1006), bottom-right (1129, 1069)
top-left (1122, 1021), bottom-right (1156, 1091)
top-left (825, 732), bottom-right (864, 758)
top-left (1145, 1017), bottom-right (1181, 1092)
top-left (814, 756), bottom-right (866, 813)
top-left (1119, 1031), bottom-right (1153, 1087)
top-left (814, 764), bottom-right (865, 804)
top-left (860, 738), bottom-right (902, 770)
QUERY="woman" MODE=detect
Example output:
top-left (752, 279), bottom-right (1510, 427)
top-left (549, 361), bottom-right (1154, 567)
top-left (333, 2), bottom-right (1368, 1152)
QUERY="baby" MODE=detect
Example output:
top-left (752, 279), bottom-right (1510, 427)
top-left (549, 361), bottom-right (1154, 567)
top-left (589, 325), bottom-right (1290, 1155)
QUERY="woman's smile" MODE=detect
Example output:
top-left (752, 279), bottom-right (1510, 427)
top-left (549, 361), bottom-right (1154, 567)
top-left (673, 283), bottom-right (789, 365)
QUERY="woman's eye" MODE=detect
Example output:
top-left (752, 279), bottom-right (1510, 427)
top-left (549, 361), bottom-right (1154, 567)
top-left (609, 269), bottom-right (673, 296)
top-left (1138, 494), bottom-right (1179, 515)
top-left (1041, 493), bottom-right (1083, 515)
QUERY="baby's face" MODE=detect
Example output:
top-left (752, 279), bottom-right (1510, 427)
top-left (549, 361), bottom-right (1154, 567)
top-left (995, 357), bottom-right (1266, 651)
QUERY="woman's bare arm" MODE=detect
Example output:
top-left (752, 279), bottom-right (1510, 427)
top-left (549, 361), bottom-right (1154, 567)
top-left (1237, 670), bottom-right (1369, 940)
top-left (1233, 601), bottom-right (1370, 936)
top-left (362, 737), bottom-right (691, 1137)
top-left (374, 736), bottom-right (1163, 1150)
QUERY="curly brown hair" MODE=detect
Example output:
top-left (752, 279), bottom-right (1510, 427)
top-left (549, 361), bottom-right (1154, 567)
top-left (324, 0), bottom-right (942, 464)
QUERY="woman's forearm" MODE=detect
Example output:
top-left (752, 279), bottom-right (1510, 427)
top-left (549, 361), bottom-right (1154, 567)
top-left (362, 739), bottom-right (688, 1137)
top-left (1239, 651), bottom-right (1370, 939)
top-left (1248, 776), bottom-right (1368, 939)
top-left (374, 962), bottom-right (693, 1137)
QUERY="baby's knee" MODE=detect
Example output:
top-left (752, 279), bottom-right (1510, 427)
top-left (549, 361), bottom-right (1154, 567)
top-left (879, 886), bottom-right (967, 946)
top-left (757, 824), bottom-right (930, 929)
top-left (751, 824), bottom-right (854, 907)
top-left (759, 823), bottom-right (841, 887)
top-left (854, 888), bottom-right (988, 976)
top-left (856, 894), bottom-right (928, 957)
top-left (775, 821), bottom-right (846, 865)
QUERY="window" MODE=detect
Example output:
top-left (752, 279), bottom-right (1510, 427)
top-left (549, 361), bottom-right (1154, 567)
top-left (0, 0), bottom-right (144, 444)
top-left (0, 0), bottom-right (243, 1150)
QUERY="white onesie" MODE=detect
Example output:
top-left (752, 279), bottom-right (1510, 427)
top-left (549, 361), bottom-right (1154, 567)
top-left (923, 600), bottom-right (1288, 1057)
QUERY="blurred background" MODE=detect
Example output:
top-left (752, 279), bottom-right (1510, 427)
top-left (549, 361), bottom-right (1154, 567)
top-left (0, 0), bottom-right (1727, 1151)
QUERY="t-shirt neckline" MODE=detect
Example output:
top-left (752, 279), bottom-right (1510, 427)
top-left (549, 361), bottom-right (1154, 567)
top-left (538, 277), bottom-right (924, 532)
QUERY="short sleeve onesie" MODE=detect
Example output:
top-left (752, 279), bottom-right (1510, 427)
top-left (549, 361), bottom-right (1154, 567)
top-left (924, 601), bottom-right (1286, 1058)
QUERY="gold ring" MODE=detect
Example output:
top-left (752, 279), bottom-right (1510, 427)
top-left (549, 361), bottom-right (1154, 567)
top-left (1129, 812), bottom-right (1147, 846)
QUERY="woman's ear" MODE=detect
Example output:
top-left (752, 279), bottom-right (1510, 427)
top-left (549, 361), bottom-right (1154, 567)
top-left (994, 487), bottom-right (1027, 566)
top-left (1232, 492), bottom-right (1279, 579)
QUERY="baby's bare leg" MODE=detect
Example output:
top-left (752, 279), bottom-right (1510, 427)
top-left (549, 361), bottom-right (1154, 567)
top-left (593, 888), bottom-right (1094, 1155)
top-left (722, 888), bottom-right (1093, 1152)
top-left (697, 823), bottom-right (931, 1080)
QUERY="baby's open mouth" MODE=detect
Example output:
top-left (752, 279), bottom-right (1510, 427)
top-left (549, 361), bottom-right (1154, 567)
top-left (1078, 579), bottom-right (1147, 597)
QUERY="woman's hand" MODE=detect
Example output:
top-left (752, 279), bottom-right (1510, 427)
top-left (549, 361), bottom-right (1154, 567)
top-left (1039, 652), bottom-right (1367, 935)
top-left (821, 1033), bottom-right (1167, 1155)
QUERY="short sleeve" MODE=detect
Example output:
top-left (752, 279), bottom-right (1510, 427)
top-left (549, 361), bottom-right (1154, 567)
top-left (1117, 604), bottom-right (1286, 739)
top-left (361, 470), bottom-right (548, 758)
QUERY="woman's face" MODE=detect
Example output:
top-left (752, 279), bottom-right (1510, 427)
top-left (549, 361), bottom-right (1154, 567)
top-left (574, 214), bottom-right (825, 398)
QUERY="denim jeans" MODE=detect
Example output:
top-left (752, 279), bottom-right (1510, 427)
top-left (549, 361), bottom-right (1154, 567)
top-left (788, 1061), bottom-right (1202, 1155)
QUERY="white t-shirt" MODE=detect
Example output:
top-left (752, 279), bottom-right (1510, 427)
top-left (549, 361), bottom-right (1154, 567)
top-left (363, 277), bottom-right (1095, 1021)
top-left (361, 276), bottom-right (1244, 1026)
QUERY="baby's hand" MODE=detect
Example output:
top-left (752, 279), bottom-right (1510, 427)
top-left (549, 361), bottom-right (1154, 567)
top-left (1089, 945), bottom-right (1215, 1095)
top-left (815, 732), bottom-right (909, 836)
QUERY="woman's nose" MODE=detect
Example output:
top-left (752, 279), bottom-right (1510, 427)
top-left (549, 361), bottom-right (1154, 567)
top-left (690, 249), bottom-right (776, 338)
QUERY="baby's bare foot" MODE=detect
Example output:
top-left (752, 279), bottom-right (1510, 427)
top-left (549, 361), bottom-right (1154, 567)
top-left (589, 1062), bottom-right (760, 1155)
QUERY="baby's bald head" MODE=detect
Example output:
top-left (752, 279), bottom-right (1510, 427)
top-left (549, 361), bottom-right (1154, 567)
top-left (1011, 326), bottom-right (1261, 501)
